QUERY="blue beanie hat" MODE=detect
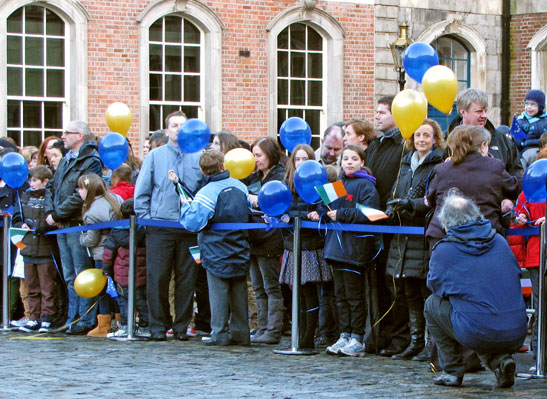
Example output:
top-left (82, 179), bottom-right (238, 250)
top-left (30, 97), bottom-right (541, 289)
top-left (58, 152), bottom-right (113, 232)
top-left (525, 89), bottom-right (545, 111)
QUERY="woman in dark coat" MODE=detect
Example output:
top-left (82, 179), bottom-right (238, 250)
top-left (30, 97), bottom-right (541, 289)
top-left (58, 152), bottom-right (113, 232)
top-left (385, 119), bottom-right (446, 360)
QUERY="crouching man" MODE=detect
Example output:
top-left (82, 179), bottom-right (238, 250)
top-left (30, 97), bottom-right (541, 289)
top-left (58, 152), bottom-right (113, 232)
top-left (425, 188), bottom-right (527, 388)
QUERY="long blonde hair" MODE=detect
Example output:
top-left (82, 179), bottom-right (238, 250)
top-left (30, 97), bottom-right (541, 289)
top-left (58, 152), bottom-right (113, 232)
top-left (78, 173), bottom-right (122, 219)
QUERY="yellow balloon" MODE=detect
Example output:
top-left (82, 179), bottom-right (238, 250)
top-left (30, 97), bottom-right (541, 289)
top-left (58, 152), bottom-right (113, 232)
top-left (106, 102), bottom-right (132, 136)
top-left (392, 89), bottom-right (428, 139)
top-left (422, 65), bottom-right (458, 114)
top-left (74, 268), bottom-right (107, 298)
top-left (224, 148), bottom-right (256, 179)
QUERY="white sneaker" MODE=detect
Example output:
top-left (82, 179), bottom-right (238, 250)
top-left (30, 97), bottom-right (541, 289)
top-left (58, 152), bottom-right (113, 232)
top-left (326, 336), bottom-right (349, 355)
top-left (38, 321), bottom-right (52, 333)
top-left (136, 327), bottom-right (151, 337)
top-left (11, 317), bottom-right (29, 327)
top-left (339, 338), bottom-right (366, 357)
top-left (107, 326), bottom-right (127, 338)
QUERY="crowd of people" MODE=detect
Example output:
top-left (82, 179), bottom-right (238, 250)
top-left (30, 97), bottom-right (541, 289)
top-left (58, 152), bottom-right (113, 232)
top-left (0, 87), bottom-right (546, 389)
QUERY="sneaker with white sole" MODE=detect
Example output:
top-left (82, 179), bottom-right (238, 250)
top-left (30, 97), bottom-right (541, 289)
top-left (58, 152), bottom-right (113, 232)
top-left (339, 338), bottom-right (366, 357)
top-left (19, 320), bottom-right (40, 333)
top-left (136, 327), bottom-right (151, 337)
top-left (326, 336), bottom-right (349, 355)
top-left (166, 328), bottom-right (174, 339)
top-left (187, 326), bottom-right (197, 337)
top-left (38, 321), bottom-right (52, 333)
top-left (107, 326), bottom-right (127, 338)
top-left (11, 317), bottom-right (29, 328)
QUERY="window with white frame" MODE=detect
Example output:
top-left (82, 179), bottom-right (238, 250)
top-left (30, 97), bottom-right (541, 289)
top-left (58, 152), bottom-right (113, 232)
top-left (148, 15), bottom-right (202, 133)
top-left (6, 5), bottom-right (65, 146)
top-left (277, 23), bottom-right (324, 149)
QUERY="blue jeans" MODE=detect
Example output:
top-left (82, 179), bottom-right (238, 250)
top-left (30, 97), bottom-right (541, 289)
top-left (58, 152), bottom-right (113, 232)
top-left (57, 231), bottom-right (96, 328)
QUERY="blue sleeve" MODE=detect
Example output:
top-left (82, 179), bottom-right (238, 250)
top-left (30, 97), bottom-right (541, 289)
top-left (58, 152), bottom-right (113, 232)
top-left (427, 243), bottom-right (449, 297)
top-left (179, 191), bottom-right (215, 232)
top-left (134, 154), bottom-right (153, 219)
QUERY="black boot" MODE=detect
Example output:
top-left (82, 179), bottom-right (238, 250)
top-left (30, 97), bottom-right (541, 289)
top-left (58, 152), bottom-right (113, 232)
top-left (392, 299), bottom-right (425, 360)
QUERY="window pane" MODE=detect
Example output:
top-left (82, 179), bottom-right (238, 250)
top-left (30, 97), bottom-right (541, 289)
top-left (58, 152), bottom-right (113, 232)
top-left (25, 6), bottom-right (44, 35)
top-left (290, 52), bottom-right (305, 78)
top-left (46, 38), bottom-right (64, 66)
top-left (7, 8), bottom-right (23, 33)
top-left (26, 37), bottom-right (44, 66)
top-left (278, 79), bottom-right (288, 105)
top-left (288, 109), bottom-right (304, 118)
top-left (184, 47), bottom-right (200, 72)
top-left (165, 16), bottom-right (181, 43)
top-left (305, 110), bottom-right (320, 136)
top-left (308, 53), bottom-right (322, 78)
top-left (454, 60), bottom-right (467, 81)
top-left (162, 105), bottom-right (179, 121)
top-left (46, 69), bottom-right (64, 97)
top-left (181, 106), bottom-right (198, 119)
top-left (310, 136), bottom-right (320, 151)
top-left (149, 104), bottom-right (161, 131)
top-left (184, 76), bottom-right (200, 102)
top-left (149, 74), bottom-right (162, 101)
top-left (290, 80), bottom-right (305, 105)
top-left (7, 36), bottom-right (22, 64)
top-left (308, 81), bottom-right (322, 106)
top-left (165, 45), bottom-right (182, 72)
top-left (44, 102), bottom-right (62, 128)
top-left (278, 109), bottom-right (287, 130)
top-left (7, 68), bottom-right (22, 96)
top-left (278, 27), bottom-right (288, 49)
top-left (278, 51), bottom-right (288, 77)
top-left (184, 22), bottom-right (200, 44)
top-left (165, 75), bottom-right (181, 101)
top-left (452, 40), bottom-right (467, 59)
top-left (149, 44), bottom-right (163, 72)
top-left (7, 131), bottom-right (21, 146)
top-left (46, 9), bottom-right (64, 36)
top-left (26, 69), bottom-right (44, 97)
top-left (307, 27), bottom-right (322, 51)
top-left (23, 101), bottom-right (41, 127)
top-left (24, 131), bottom-right (43, 147)
top-left (7, 101), bottom-right (21, 127)
top-left (150, 19), bottom-right (162, 42)
top-left (290, 24), bottom-right (305, 50)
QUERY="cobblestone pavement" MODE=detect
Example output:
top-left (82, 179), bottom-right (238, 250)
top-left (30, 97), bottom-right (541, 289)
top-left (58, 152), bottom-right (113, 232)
top-left (0, 331), bottom-right (545, 398)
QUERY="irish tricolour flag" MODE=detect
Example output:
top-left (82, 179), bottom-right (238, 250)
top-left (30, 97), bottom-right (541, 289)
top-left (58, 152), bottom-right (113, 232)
top-left (189, 245), bottom-right (201, 264)
top-left (10, 228), bottom-right (28, 250)
top-left (315, 181), bottom-right (347, 205)
top-left (356, 203), bottom-right (389, 222)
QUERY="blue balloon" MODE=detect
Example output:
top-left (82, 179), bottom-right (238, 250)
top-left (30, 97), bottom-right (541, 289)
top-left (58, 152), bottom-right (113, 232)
top-left (294, 160), bottom-right (327, 204)
top-left (523, 159), bottom-right (547, 203)
top-left (99, 132), bottom-right (129, 170)
top-left (177, 119), bottom-right (211, 153)
top-left (403, 42), bottom-right (439, 84)
top-left (279, 117), bottom-right (312, 153)
top-left (0, 152), bottom-right (28, 189)
top-left (258, 181), bottom-right (292, 216)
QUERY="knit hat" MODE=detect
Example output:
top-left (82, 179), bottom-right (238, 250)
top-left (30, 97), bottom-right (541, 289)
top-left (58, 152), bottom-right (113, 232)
top-left (525, 89), bottom-right (545, 112)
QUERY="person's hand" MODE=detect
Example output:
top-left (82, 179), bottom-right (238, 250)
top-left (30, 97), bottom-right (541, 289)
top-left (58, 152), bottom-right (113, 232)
top-left (46, 214), bottom-right (55, 226)
top-left (327, 210), bottom-right (337, 221)
top-left (280, 214), bottom-right (290, 223)
top-left (516, 213), bottom-right (528, 225)
top-left (501, 199), bottom-right (514, 214)
top-left (249, 194), bottom-right (258, 208)
top-left (168, 170), bottom-right (179, 183)
top-left (424, 196), bottom-right (430, 207)
top-left (21, 223), bottom-right (29, 229)
top-left (386, 198), bottom-right (411, 213)
top-left (307, 211), bottom-right (319, 221)
top-left (535, 216), bottom-right (545, 226)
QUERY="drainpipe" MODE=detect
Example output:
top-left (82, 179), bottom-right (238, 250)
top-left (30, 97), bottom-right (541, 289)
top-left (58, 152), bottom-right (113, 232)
top-left (501, 0), bottom-right (511, 125)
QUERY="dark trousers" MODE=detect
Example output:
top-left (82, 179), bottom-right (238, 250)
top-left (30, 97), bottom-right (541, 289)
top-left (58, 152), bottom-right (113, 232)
top-left (317, 281), bottom-right (338, 339)
top-left (145, 227), bottom-right (199, 334)
top-left (194, 266), bottom-right (211, 332)
top-left (424, 294), bottom-right (513, 377)
top-left (24, 262), bottom-right (58, 321)
top-left (385, 274), bottom-right (410, 348)
top-left (116, 283), bottom-right (148, 327)
top-left (332, 265), bottom-right (366, 338)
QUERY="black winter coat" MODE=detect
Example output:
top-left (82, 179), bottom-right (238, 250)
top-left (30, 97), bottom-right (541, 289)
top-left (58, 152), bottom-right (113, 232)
top-left (45, 141), bottom-right (102, 224)
top-left (245, 163), bottom-right (286, 257)
top-left (386, 148), bottom-right (444, 279)
top-left (283, 190), bottom-right (324, 252)
top-left (322, 172), bottom-right (380, 267)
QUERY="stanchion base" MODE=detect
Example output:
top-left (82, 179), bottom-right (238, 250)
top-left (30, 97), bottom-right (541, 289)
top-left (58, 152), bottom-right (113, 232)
top-left (108, 335), bottom-right (149, 342)
top-left (273, 347), bottom-right (319, 356)
top-left (516, 372), bottom-right (547, 379)
top-left (0, 326), bottom-right (15, 332)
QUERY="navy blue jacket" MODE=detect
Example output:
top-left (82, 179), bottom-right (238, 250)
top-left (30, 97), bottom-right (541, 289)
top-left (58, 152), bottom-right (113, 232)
top-left (518, 110), bottom-right (547, 150)
top-left (427, 219), bottom-right (527, 353)
top-left (322, 171), bottom-right (380, 267)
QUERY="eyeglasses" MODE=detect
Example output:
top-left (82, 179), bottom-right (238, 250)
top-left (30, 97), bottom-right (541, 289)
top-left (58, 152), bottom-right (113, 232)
top-left (524, 101), bottom-right (538, 107)
top-left (63, 130), bottom-right (80, 135)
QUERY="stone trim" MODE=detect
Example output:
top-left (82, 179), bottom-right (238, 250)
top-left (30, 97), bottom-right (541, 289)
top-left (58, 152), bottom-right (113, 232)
top-left (527, 24), bottom-right (547, 91)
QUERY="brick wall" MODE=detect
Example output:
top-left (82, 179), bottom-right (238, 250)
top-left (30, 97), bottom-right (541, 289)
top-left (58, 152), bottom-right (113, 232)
top-left (80, 0), bottom-right (376, 148)
top-left (509, 12), bottom-right (547, 118)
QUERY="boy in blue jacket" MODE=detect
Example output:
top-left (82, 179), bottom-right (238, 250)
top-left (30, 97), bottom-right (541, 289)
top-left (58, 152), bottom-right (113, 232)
top-left (173, 150), bottom-right (252, 346)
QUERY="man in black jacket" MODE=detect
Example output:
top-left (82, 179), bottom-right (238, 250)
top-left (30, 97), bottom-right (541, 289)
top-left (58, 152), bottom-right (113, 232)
top-left (45, 120), bottom-right (102, 335)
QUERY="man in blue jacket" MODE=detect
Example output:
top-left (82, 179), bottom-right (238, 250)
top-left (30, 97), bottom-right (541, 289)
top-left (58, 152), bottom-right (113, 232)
top-left (178, 150), bottom-right (251, 346)
top-left (425, 189), bottom-right (527, 388)
top-left (134, 111), bottom-right (203, 341)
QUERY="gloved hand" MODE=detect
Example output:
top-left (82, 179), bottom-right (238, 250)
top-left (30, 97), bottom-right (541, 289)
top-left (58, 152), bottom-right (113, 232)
top-left (517, 140), bottom-right (527, 150)
top-left (102, 264), bottom-right (113, 277)
top-left (386, 198), bottom-right (411, 213)
top-left (385, 206), bottom-right (394, 219)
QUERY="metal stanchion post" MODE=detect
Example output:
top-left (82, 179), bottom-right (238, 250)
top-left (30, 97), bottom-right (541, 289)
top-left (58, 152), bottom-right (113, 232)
top-left (274, 217), bottom-right (318, 355)
top-left (518, 222), bottom-right (546, 379)
top-left (1, 215), bottom-right (12, 331)
top-left (110, 215), bottom-right (146, 341)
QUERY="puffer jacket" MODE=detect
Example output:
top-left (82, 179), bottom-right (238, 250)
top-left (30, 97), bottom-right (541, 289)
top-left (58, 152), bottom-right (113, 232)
top-left (282, 190), bottom-right (324, 252)
top-left (103, 226), bottom-right (147, 288)
top-left (386, 147), bottom-right (445, 279)
top-left (44, 141), bottom-right (102, 225)
top-left (518, 110), bottom-right (547, 150)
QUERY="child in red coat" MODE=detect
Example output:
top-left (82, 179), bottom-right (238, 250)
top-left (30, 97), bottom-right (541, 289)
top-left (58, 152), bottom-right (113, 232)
top-left (110, 163), bottom-right (135, 201)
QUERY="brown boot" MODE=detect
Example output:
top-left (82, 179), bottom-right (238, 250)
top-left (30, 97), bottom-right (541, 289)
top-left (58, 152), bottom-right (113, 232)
top-left (87, 314), bottom-right (112, 338)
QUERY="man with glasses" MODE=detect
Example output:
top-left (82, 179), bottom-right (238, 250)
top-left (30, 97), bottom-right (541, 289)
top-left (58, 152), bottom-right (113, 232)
top-left (45, 120), bottom-right (102, 334)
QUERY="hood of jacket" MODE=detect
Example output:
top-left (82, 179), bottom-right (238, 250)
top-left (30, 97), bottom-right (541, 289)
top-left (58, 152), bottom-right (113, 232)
top-left (440, 219), bottom-right (497, 255)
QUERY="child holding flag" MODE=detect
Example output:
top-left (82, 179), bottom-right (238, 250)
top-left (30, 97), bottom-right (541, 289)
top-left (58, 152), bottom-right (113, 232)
top-left (309, 144), bottom-right (380, 357)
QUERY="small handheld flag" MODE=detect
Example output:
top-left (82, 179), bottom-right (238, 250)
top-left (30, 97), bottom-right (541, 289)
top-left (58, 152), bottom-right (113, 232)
top-left (189, 246), bottom-right (201, 264)
top-left (510, 116), bottom-right (527, 143)
top-left (356, 203), bottom-right (389, 222)
top-left (315, 181), bottom-right (347, 205)
top-left (176, 182), bottom-right (193, 204)
top-left (10, 227), bottom-right (29, 249)
top-left (106, 277), bottom-right (118, 299)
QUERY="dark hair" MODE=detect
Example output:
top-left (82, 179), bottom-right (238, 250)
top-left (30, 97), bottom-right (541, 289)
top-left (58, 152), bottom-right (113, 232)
top-left (78, 173), bottom-right (122, 219)
top-left (120, 198), bottom-right (135, 218)
top-left (36, 136), bottom-right (60, 166)
top-left (199, 150), bottom-right (224, 176)
top-left (252, 137), bottom-right (282, 170)
top-left (378, 95), bottom-right (395, 112)
top-left (149, 131), bottom-right (168, 148)
top-left (51, 139), bottom-right (67, 156)
top-left (284, 144), bottom-right (315, 193)
top-left (345, 119), bottom-right (376, 147)
top-left (342, 144), bottom-right (373, 175)
top-left (164, 110), bottom-right (187, 129)
top-left (405, 119), bottom-right (447, 151)
top-left (216, 132), bottom-right (240, 153)
top-left (124, 139), bottom-right (142, 171)
top-left (238, 139), bottom-right (251, 151)
top-left (111, 163), bottom-right (132, 182)
top-left (323, 124), bottom-right (344, 140)
top-left (29, 165), bottom-right (53, 181)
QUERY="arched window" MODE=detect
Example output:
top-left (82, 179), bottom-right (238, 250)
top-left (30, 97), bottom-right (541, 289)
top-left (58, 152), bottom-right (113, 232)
top-left (6, 5), bottom-right (66, 146)
top-left (428, 35), bottom-right (471, 131)
top-left (148, 15), bottom-right (202, 133)
top-left (277, 23), bottom-right (324, 148)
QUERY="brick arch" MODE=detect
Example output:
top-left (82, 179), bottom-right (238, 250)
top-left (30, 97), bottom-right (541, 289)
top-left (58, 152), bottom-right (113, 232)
top-left (527, 24), bottom-right (547, 92)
